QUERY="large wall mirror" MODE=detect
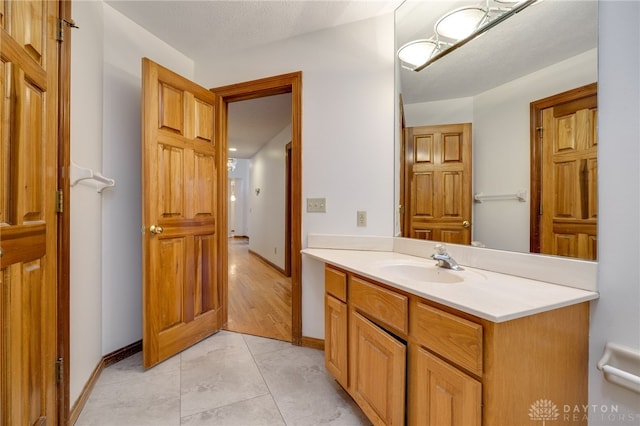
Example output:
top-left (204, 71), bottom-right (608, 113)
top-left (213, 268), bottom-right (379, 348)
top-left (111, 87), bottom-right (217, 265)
top-left (395, 0), bottom-right (598, 260)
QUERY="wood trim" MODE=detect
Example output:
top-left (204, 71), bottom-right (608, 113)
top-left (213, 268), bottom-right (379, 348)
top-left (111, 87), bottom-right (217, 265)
top-left (301, 336), bottom-right (325, 351)
top-left (529, 82), bottom-right (597, 253)
top-left (57, 1), bottom-right (72, 425)
top-left (248, 249), bottom-right (287, 277)
top-left (285, 142), bottom-right (292, 277)
top-left (67, 359), bottom-right (104, 426)
top-left (211, 71), bottom-right (303, 345)
top-left (67, 341), bottom-right (142, 425)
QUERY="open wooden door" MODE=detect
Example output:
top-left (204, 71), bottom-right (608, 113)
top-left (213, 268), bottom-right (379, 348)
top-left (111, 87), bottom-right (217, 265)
top-left (531, 83), bottom-right (598, 260)
top-left (1, 0), bottom-right (60, 423)
top-left (141, 58), bottom-right (222, 368)
top-left (541, 92), bottom-right (598, 259)
top-left (404, 123), bottom-right (472, 244)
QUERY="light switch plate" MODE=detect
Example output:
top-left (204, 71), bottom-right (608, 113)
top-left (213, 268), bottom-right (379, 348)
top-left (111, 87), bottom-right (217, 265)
top-left (307, 198), bottom-right (326, 213)
top-left (357, 211), bottom-right (367, 227)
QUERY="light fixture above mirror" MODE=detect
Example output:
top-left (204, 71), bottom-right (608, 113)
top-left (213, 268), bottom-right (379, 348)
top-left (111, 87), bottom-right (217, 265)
top-left (397, 0), bottom-right (537, 72)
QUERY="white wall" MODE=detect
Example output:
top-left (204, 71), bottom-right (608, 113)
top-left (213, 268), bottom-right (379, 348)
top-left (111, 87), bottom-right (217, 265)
top-left (100, 4), bottom-right (194, 355)
top-left (228, 159), bottom-right (250, 237)
top-left (196, 14), bottom-right (396, 339)
top-left (248, 124), bottom-right (291, 269)
top-left (69, 0), bottom-right (104, 405)
top-left (69, 0), bottom-right (194, 406)
top-left (588, 2), bottom-right (640, 423)
top-left (403, 49), bottom-right (597, 252)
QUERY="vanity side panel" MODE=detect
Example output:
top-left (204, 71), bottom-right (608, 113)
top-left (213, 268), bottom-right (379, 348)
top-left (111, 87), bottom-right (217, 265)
top-left (482, 302), bottom-right (589, 426)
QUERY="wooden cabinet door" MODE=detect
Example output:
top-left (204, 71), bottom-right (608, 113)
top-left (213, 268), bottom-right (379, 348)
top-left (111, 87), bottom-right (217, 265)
top-left (350, 310), bottom-right (406, 426)
top-left (141, 58), bottom-right (222, 368)
top-left (405, 123), bottom-right (472, 244)
top-left (1, 1), bottom-right (60, 424)
top-left (410, 345), bottom-right (481, 426)
top-left (325, 294), bottom-right (348, 389)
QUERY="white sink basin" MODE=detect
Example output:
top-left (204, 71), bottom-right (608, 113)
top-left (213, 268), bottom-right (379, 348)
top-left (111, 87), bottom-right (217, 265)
top-left (376, 259), bottom-right (486, 284)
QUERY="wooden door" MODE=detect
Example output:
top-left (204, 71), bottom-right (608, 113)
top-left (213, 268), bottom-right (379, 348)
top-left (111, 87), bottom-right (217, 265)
top-left (142, 58), bottom-right (222, 368)
top-left (410, 346), bottom-right (481, 426)
top-left (349, 310), bottom-right (406, 426)
top-left (1, 0), bottom-right (60, 423)
top-left (405, 124), bottom-right (472, 244)
top-left (539, 90), bottom-right (597, 260)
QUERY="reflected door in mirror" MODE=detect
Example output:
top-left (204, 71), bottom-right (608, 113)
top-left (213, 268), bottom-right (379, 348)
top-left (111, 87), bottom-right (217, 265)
top-left (539, 89), bottom-right (598, 260)
top-left (404, 123), bottom-right (472, 244)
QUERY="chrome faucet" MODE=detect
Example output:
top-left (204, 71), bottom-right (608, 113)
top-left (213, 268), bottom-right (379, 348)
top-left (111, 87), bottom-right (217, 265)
top-left (431, 244), bottom-right (464, 271)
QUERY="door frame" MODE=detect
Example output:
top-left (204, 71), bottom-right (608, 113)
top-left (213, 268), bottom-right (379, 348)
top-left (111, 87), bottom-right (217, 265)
top-left (57, 1), bottom-right (73, 424)
top-left (211, 72), bottom-right (303, 345)
top-left (529, 82), bottom-right (597, 253)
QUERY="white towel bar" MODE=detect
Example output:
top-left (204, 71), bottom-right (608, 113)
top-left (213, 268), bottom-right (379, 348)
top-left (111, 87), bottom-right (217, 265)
top-left (474, 190), bottom-right (527, 203)
top-left (597, 342), bottom-right (640, 394)
top-left (70, 162), bottom-right (115, 193)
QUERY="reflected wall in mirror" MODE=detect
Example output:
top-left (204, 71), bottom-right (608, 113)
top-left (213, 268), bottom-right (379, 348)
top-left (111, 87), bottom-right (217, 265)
top-left (395, 0), bottom-right (598, 259)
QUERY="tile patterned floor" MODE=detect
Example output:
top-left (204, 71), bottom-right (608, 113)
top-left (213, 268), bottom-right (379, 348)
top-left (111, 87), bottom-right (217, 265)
top-left (75, 331), bottom-right (371, 426)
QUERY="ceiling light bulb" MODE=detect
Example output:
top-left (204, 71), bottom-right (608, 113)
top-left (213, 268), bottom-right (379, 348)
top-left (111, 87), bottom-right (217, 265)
top-left (435, 7), bottom-right (487, 41)
top-left (397, 40), bottom-right (438, 69)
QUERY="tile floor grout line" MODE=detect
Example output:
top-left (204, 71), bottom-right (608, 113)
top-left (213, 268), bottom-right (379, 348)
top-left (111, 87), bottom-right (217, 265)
top-left (241, 333), bottom-right (289, 426)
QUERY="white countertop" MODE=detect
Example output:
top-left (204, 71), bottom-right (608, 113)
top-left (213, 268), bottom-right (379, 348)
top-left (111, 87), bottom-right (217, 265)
top-left (302, 248), bottom-right (599, 323)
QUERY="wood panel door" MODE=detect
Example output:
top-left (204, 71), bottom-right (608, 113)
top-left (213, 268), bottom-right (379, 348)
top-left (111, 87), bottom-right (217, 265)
top-left (325, 294), bottom-right (348, 389)
top-left (349, 310), bottom-right (406, 426)
top-left (405, 124), bottom-right (472, 244)
top-left (539, 89), bottom-right (597, 260)
top-left (410, 345), bottom-right (481, 426)
top-left (1, 0), bottom-right (60, 423)
top-left (142, 58), bottom-right (222, 368)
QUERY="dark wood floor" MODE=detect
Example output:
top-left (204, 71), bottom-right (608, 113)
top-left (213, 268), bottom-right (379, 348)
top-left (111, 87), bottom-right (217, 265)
top-left (226, 238), bottom-right (292, 342)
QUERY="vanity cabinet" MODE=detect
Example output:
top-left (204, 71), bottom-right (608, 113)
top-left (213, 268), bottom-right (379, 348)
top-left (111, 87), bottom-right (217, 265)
top-left (324, 266), bottom-right (348, 389)
top-left (349, 276), bottom-right (408, 426)
top-left (324, 263), bottom-right (590, 426)
top-left (409, 301), bottom-right (482, 426)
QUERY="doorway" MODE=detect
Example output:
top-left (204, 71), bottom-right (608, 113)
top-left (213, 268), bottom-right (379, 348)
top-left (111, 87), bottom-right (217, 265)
top-left (225, 94), bottom-right (293, 342)
top-left (211, 72), bottom-right (303, 345)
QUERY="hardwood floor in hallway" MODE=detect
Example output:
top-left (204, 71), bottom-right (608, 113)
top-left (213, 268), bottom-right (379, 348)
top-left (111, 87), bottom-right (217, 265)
top-left (226, 238), bottom-right (292, 342)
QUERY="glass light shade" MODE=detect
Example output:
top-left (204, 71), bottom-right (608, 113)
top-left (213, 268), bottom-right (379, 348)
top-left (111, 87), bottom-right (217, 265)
top-left (398, 40), bottom-right (438, 69)
top-left (435, 7), bottom-right (487, 41)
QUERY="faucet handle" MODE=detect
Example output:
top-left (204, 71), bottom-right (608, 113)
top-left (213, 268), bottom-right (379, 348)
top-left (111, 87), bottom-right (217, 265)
top-left (434, 243), bottom-right (447, 255)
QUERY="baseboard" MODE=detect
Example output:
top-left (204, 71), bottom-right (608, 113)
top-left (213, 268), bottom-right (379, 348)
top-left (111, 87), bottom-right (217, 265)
top-left (103, 340), bottom-right (142, 367)
top-left (301, 336), bottom-right (325, 350)
top-left (67, 341), bottom-right (142, 425)
top-left (248, 248), bottom-right (287, 276)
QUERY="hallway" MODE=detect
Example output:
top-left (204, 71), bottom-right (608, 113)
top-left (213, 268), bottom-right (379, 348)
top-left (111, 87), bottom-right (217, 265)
top-left (227, 238), bottom-right (292, 342)
top-left (75, 331), bottom-right (370, 425)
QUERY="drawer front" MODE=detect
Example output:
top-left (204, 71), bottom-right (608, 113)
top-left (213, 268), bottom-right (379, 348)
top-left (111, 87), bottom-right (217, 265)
top-left (349, 276), bottom-right (408, 334)
top-left (325, 265), bottom-right (347, 302)
top-left (412, 302), bottom-right (483, 376)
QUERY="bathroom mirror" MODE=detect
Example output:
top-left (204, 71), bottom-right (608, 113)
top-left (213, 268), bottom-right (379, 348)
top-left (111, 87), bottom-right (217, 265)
top-left (395, 0), bottom-right (598, 258)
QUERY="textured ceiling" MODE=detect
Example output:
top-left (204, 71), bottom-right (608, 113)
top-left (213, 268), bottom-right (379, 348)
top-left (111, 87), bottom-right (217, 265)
top-left (106, 0), bottom-right (400, 158)
top-left (397, 0), bottom-right (598, 103)
top-left (106, 0), bottom-right (598, 157)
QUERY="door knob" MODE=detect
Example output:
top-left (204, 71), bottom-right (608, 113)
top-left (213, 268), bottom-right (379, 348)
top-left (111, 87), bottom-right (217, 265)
top-left (462, 220), bottom-right (471, 229)
top-left (149, 225), bottom-right (164, 234)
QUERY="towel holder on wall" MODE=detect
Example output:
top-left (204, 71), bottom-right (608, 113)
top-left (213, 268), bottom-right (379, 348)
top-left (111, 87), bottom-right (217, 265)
top-left (70, 162), bottom-right (115, 193)
top-left (474, 190), bottom-right (527, 203)
top-left (597, 342), bottom-right (640, 394)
